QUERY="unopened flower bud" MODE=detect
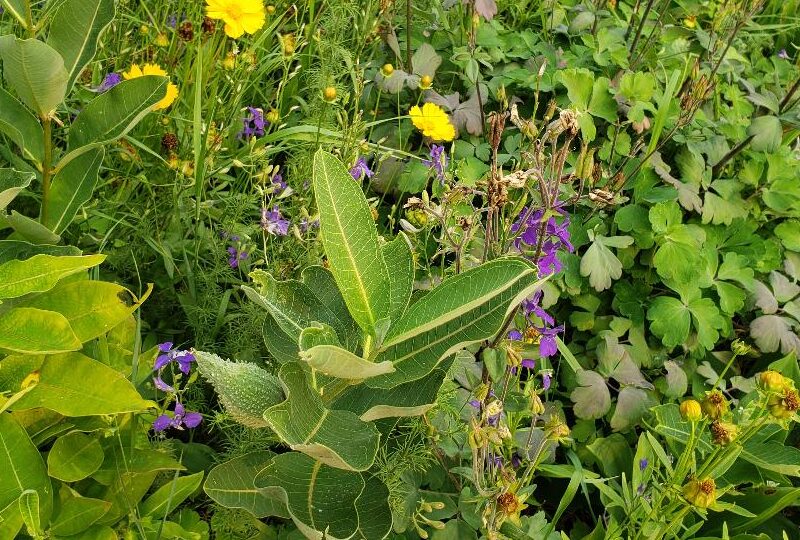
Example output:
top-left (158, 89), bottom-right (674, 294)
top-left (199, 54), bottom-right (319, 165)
top-left (266, 5), bottom-right (276, 14)
top-left (381, 63), bottom-right (394, 77)
top-left (420, 75), bottom-right (433, 89)
top-left (680, 399), bottom-right (703, 422)
top-left (759, 371), bottom-right (785, 392)
top-left (222, 52), bottom-right (236, 70)
top-left (529, 393), bottom-right (545, 415)
top-left (323, 86), bottom-right (337, 102)
top-left (731, 339), bottom-right (754, 356)
top-left (266, 108), bottom-right (280, 124)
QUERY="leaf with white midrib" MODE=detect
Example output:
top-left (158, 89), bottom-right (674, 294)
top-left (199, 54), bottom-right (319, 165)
top-left (204, 451), bottom-right (289, 518)
top-left (313, 150), bottom-right (390, 335)
top-left (367, 258), bottom-right (544, 389)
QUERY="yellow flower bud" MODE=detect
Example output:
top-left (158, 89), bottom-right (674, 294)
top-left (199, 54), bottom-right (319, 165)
top-left (155, 33), bottom-right (170, 47)
top-left (683, 477), bottom-right (716, 508)
top-left (323, 86), bottom-right (337, 102)
top-left (266, 108), bottom-right (280, 124)
top-left (222, 52), bottom-right (236, 70)
top-left (419, 75), bottom-right (434, 89)
top-left (680, 399), bottom-right (703, 422)
top-left (684, 15), bottom-right (697, 29)
top-left (266, 5), bottom-right (276, 14)
top-left (381, 63), bottom-right (394, 77)
top-left (769, 388), bottom-right (800, 419)
top-left (139, 24), bottom-right (149, 35)
top-left (701, 390), bottom-right (728, 420)
top-left (759, 371), bottom-right (785, 392)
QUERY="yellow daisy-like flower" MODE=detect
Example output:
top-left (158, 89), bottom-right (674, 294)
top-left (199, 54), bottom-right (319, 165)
top-left (205, 0), bottom-right (266, 39)
top-left (409, 103), bottom-right (456, 142)
top-left (122, 63), bottom-right (179, 111)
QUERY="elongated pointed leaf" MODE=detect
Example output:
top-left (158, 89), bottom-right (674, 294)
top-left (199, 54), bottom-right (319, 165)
top-left (367, 258), bottom-right (543, 389)
top-left (254, 452), bottom-right (392, 540)
top-left (0, 168), bottom-right (34, 212)
top-left (0, 89), bottom-right (44, 163)
top-left (44, 146), bottom-right (104, 233)
top-left (300, 345), bottom-right (395, 380)
top-left (312, 150), bottom-right (390, 335)
top-left (302, 265), bottom-right (361, 350)
top-left (382, 233), bottom-right (414, 323)
top-left (139, 471), bottom-right (204, 519)
top-left (0, 241), bottom-right (79, 264)
top-left (204, 451), bottom-right (289, 518)
top-left (0, 307), bottom-right (81, 354)
top-left (264, 362), bottom-right (379, 471)
top-left (0, 253), bottom-right (105, 300)
top-left (46, 0), bottom-right (115, 93)
top-left (67, 76), bottom-right (168, 150)
top-left (262, 313), bottom-right (300, 363)
top-left (0, 37), bottom-right (68, 116)
top-left (49, 491), bottom-right (110, 536)
top-left (1, 210), bottom-right (60, 244)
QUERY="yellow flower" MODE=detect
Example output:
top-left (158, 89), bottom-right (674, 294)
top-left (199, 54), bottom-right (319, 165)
top-left (205, 0), bottom-right (266, 39)
top-left (409, 103), bottom-right (455, 142)
top-left (122, 64), bottom-right (179, 110)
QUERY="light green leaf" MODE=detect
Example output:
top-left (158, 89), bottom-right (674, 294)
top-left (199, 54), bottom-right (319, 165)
top-left (588, 77), bottom-right (618, 122)
top-left (49, 490), bottom-right (110, 536)
top-left (368, 258), bottom-right (543, 389)
top-left (0, 37), bottom-right (68, 116)
top-left (0, 89), bottom-right (44, 163)
top-left (0, 253), bottom-right (105, 300)
top-left (651, 404), bottom-right (713, 452)
top-left (47, 432), bottom-right (104, 482)
top-left (204, 451), bottom-right (288, 519)
top-left (18, 489), bottom-right (42, 538)
top-left (0, 307), bottom-right (81, 354)
top-left (647, 296), bottom-right (690, 349)
top-left (195, 351), bottom-right (284, 429)
top-left (557, 68), bottom-right (593, 110)
top-left (312, 149), bottom-right (391, 336)
top-left (747, 115), bottom-right (782, 153)
top-left (254, 452), bottom-right (392, 540)
top-left (662, 360), bottom-right (687, 399)
top-left (44, 147), bottom-right (104, 233)
top-left (610, 387), bottom-right (650, 431)
top-left (741, 442), bottom-right (800, 477)
top-left (262, 313), bottom-right (300, 363)
top-left (139, 472), bottom-right (203, 519)
top-left (300, 345), bottom-right (395, 380)
top-left (264, 362), bottom-right (380, 471)
top-left (580, 234), bottom-right (633, 291)
top-left (0, 241), bottom-right (79, 264)
top-left (0, 168), bottom-right (34, 212)
top-left (46, 0), bottom-right (115, 93)
top-left (67, 76), bottom-right (168, 150)
top-left (12, 352), bottom-right (154, 415)
top-left (1, 210), bottom-right (61, 244)
top-left (570, 370), bottom-right (611, 419)
top-left (775, 220), bottom-right (800, 252)
top-left (0, 413), bottom-right (53, 531)
top-left (382, 233), bottom-right (414, 324)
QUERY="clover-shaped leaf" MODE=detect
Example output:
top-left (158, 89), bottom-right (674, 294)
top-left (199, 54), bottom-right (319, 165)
top-left (570, 369), bottom-right (611, 420)
top-left (580, 233), bottom-right (633, 291)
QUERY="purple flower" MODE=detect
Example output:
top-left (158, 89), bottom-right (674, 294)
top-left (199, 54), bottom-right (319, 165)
top-left (521, 358), bottom-right (535, 369)
top-left (153, 402), bottom-right (202, 432)
top-left (168, 14), bottom-right (178, 27)
top-left (639, 458), bottom-right (649, 471)
top-left (299, 217), bottom-right (319, 234)
top-left (272, 173), bottom-right (287, 194)
top-left (422, 144), bottom-right (448, 184)
top-left (154, 342), bottom-right (195, 374)
top-left (153, 375), bottom-right (174, 392)
top-left (489, 454), bottom-right (503, 468)
top-left (469, 399), bottom-right (481, 409)
top-left (511, 205), bottom-right (573, 277)
top-left (239, 107), bottom-right (267, 139)
top-left (508, 329), bottom-right (523, 341)
top-left (522, 291), bottom-right (554, 326)
top-left (542, 372), bottom-right (552, 390)
top-left (637, 483), bottom-right (646, 496)
top-left (350, 157), bottom-right (374, 180)
top-left (538, 326), bottom-right (563, 358)
top-left (778, 49), bottom-right (790, 60)
top-left (261, 206), bottom-right (289, 236)
top-left (227, 246), bottom-right (248, 268)
top-left (511, 454), bottom-right (522, 469)
top-left (97, 72), bottom-right (122, 92)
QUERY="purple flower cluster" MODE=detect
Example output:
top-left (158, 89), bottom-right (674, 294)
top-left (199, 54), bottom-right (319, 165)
top-left (261, 205), bottom-right (289, 236)
top-left (152, 342), bottom-right (202, 433)
top-left (350, 157), bottom-right (374, 180)
top-left (422, 144), bottom-right (448, 184)
top-left (239, 107), bottom-right (267, 139)
top-left (97, 72), bottom-right (122, 93)
top-left (511, 205), bottom-right (574, 276)
top-left (221, 232), bottom-right (249, 269)
top-left (272, 173), bottom-right (287, 194)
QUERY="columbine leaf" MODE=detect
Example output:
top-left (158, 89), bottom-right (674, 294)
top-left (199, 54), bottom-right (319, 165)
top-left (662, 360), bottom-right (688, 399)
top-left (647, 296), bottom-right (690, 349)
top-left (264, 362), bottom-right (380, 471)
top-left (300, 345), bottom-right (395, 380)
top-left (366, 258), bottom-right (543, 389)
top-left (580, 234), bottom-right (633, 291)
top-left (195, 351), bottom-right (284, 429)
top-left (570, 370), bottom-right (611, 419)
top-left (747, 115), bottom-right (782, 153)
top-left (610, 387), bottom-right (650, 432)
top-left (750, 315), bottom-right (800, 354)
top-left (313, 150), bottom-right (391, 336)
top-left (770, 271), bottom-right (800, 303)
top-left (254, 452), bottom-right (392, 540)
top-left (204, 451), bottom-right (289, 519)
top-left (557, 68), bottom-right (594, 110)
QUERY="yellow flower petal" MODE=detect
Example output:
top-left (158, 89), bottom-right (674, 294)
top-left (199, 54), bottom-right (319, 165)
top-left (205, 0), bottom-right (266, 39)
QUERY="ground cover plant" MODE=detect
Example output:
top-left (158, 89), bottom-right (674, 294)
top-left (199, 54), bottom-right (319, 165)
top-left (0, 0), bottom-right (799, 538)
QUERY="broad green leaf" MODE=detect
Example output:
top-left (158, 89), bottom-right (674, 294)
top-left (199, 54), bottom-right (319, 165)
top-left (92, 446), bottom-right (183, 484)
top-left (647, 297), bottom-right (690, 349)
top-left (312, 149), bottom-right (391, 335)
top-left (23, 280), bottom-right (148, 343)
top-left (557, 68), bottom-right (593, 110)
top-left (740, 442), bottom-right (800, 477)
top-left (0, 210), bottom-right (61, 244)
top-left (245, 270), bottom-right (354, 348)
top-left (651, 404), bottom-right (713, 452)
top-left (0, 37), bottom-right (68, 116)
top-left (139, 471), bottom-right (203, 519)
top-left (195, 351), bottom-right (284, 429)
top-left (0, 89), bottom-right (44, 162)
top-left (747, 115), bottom-right (782, 153)
top-left (264, 362), bottom-right (379, 471)
top-left (610, 387), bottom-right (650, 431)
top-left (300, 345), bottom-right (395, 380)
top-left (0, 241), bottom-right (79, 264)
top-left (47, 432), bottom-right (104, 482)
top-left (0, 413), bottom-right (53, 531)
top-left (44, 147), bottom-right (104, 233)
top-left (618, 72), bottom-right (655, 102)
top-left (299, 323), bottom-right (342, 350)
top-left (588, 77), bottom-right (618, 122)
top-left (254, 452), bottom-right (392, 540)
top-left (94, 471), bottom-right (158, 526)
top-left (367, 258), bottom-right (543, 389)
top-left (580, 234), bottom-right (633, 291)
top-left (750, 315), bottom-right (800, 354)
top-left (302, 265), bottom-right (361, 350)
top-left (67, 76), bottom-right (168, 150)
top-left (12, 352), bottom-right (154, 415)
top-left (46, 0), bottom-right (115, 92)
top-left (727, 487), bottom-right (800, 534)
top-left (0, 253), bottom-right (105, 300)
top-left (382, 234), bottom-right (414, 324)
top-left (18, 489), bottom-right (42, 538)
top-left (775, 220), bottom-right (800, 252)
top-left (0, 168), bottom-right (34, 211)
top-left (262, 313), bottom-right (300, 363)
top-left (0, 307), bottom-right (81, 354)
top-left (661, 360), bottom-right (688, 399)
top-left (204, 451), bottom-right (289, 518)
top-left (333, 366), bottom-right (449, 421)
top-left (570, 370), bottom-right (611, 419)
top-left (49, 491), bottom-right (110, 537)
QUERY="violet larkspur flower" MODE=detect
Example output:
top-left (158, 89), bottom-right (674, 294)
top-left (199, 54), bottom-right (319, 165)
top-left (521, 358), bottom-right (536, 369)
top-left (97, 72), bottom-right (122, 92)
top-left (350, 157), bottom-right (374, 180)
top-left (261, 205), bottom-right (289, 236)
top-left (542, 372), bottom-right (552, 390)
top-left (538, 325), bottom-right (564, 358)
top-left (778, 49), bottom-right (790, 60)
top-left (508, 329), bottom-right (523, 341)
top-left (511, 205), bottom-right (574, 276)
top-left (422, 144), bottom-right (448, 184)
top-left (239, 106), bottom-right (267, 139)
top-left (227, 246), bottom-right (248, 268)
top-left (522, 290), bottom-right (554, 326)
top-left (153, 375), bottom-right (175, 393)
top-left (639, 458), bottom-right (649, 471)
top-left (272, 173), bottom-right (287, 194)
top-left (154, 342), bottom-right (196, 374)
top-left (299, 217), bottom-right (320, 234)
top-left (153, 402), bottom-right (202, 432)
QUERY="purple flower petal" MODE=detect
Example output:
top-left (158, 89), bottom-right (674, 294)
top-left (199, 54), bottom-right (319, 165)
top-left (153, 376), bottom-right (174, 392)
top-left (154, 354), bottom-right (172, 370)
top-left (153, 415), bottom-right (173, 432)
top-left (521, 358), bottom-right (536, 369)
top-left (158, 342), bottom-right (174, 352)
top-left (542, 373), bottom-right (552, 390)
top-left (508, 330), bottom-right (523, 341)
top-left (182, 411), bottom-right (203, 428)
top-left (174, 402), bottom-right (185, 417)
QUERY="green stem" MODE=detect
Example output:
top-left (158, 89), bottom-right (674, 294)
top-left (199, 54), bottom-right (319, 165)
top-left (40, 117), bottom-right (53, 225)
top-left (24, 0), bottom-right (34, 36)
